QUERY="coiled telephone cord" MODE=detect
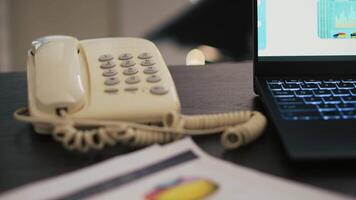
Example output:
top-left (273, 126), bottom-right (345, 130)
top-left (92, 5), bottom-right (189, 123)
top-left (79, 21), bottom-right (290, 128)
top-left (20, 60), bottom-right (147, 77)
top-left (14, 108), bottom-right (267, 152)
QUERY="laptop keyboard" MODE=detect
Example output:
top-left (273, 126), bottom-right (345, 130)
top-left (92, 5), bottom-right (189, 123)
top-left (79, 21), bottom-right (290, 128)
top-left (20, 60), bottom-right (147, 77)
top-left (266, 79), bottom-right (356, 120)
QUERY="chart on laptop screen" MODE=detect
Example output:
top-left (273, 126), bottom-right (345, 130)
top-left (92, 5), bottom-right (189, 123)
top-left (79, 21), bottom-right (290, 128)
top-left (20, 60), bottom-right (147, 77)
top-left (257, 0), bottom-right (356, 61)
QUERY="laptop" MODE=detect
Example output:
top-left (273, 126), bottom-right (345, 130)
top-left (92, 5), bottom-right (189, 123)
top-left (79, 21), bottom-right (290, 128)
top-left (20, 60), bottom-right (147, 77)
top-left (253, 0), bottom-right (356, 160)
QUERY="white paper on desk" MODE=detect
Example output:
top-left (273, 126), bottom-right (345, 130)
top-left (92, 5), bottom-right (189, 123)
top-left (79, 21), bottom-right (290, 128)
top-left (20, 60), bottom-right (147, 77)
top-left (89, 139), bottom-right (353, 200)
top-left (0, 138), bottom-right (353, 200)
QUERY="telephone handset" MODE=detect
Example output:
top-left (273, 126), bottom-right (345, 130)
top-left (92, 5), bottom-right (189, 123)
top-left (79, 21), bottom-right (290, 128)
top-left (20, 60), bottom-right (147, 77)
top-left (14, 35), bottom-right (267, 152)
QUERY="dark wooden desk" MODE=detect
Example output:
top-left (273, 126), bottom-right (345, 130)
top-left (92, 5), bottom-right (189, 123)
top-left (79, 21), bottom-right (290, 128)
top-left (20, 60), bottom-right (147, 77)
top-left (1, 62), bottom-right (356, 197)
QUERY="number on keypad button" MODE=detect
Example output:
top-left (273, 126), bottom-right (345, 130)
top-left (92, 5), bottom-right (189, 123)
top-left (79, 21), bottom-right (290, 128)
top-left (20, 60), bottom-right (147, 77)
top-left (141, 59), bottom-right (155, 66)
top-left (123, 67), bottom-right (138, 75)
top-left (105, 77), bottom-right (119, 86)
top-left (100, 61), bottom-right (116, 69)
top-left (147, 75), bottom-right (161, 83)
top-left (150, 85), bottom-right (168, 95)
top-left (119, 53), bottom-right (133, 60)
top-left (98, 54), bottom-right (113, 62)
top-left (143, 66), bottom-right (158, 74)
top-left (138, 52), bottom-right (152, 59)
top-left (120, 60), bottom-right (136, 68)
top-left (125, 76), bottom-right (141, 84)
top-left (102, 69), bottom-right (118, 77)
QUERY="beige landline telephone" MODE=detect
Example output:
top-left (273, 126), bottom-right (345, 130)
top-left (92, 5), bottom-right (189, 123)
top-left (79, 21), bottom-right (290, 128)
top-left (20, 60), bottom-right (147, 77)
top-left (14, 35), bottom-right (267, 152)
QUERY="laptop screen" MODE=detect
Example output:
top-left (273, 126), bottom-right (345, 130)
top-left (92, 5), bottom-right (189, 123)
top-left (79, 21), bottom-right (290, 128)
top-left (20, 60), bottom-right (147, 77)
top-left (257, 0), bottom-right (356, 61)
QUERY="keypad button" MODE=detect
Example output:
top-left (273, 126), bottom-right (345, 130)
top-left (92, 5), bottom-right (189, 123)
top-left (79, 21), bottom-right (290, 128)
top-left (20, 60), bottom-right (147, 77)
top-left (323, 96), bottom-right (341, 104)
top-left (138, 52), bottom-right (152, 59)
top-left (146, 75), bottom-right (161, 83)
top-left (300, 83), bottom-right (318, 90)
top-left (102, 69), bottom-right (118, 77)
top-left (268, 84), bottom-right (282, 91)
top-left (143, 66), bottom-right (158, 74)
top-left (141, 59), bottom-right (155, 66)
top-left (120, 60), bottom-right (136, 68)
top-left (282, 83), bottom-right (300, 91)
top-left (118, 53), bottom-right (133, 60)
top-left (100, 61), bottom-right (116, 69)
top-left (104, 88), bottom-right (118, 93)
top-left (318, 104), bottom-right (337, 111)
top-left (125, 87), bottom-right (139, 92)
top-left (123, 67), bottom-right (138, 75)
top-left (304, 97), bottom-right (323, 104)
top-left (104, 77), bottom-right (119, 86)
top-left (150, 85), bottom-right (168, 95)
top-left (319, 83), bottom-right (337, 89)
top-left (313, 90), bottom-right (332, 97)
top-left (295, 90), bottom-right (313, 97)
top-left (98, 54), bottom-right (113, 62)
top-left (276, 97), bottom-right (303, 104)
top-left (125, 76), bottom-right (141, 84)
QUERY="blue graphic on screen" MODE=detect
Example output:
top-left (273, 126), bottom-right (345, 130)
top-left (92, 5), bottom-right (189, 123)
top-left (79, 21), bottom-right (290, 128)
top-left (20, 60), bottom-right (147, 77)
top-left (258, 0), bottom-right (266, 50)
top-left (318, 0), bottom-right (356, 39)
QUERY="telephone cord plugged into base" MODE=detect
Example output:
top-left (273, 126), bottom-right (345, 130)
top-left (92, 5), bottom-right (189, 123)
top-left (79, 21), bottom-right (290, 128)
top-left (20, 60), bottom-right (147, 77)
top-left (14, 108), bottom-right (267, 152)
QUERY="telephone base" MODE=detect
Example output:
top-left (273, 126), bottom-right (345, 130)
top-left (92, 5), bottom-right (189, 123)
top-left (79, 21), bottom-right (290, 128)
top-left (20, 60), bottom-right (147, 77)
top-left (33, 123), bottom-right (52, 134)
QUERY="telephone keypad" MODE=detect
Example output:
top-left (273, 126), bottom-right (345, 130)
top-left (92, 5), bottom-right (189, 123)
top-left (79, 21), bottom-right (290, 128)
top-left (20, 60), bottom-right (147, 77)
top-left (120, 60), bottom-right (136, 68)
top-left (125, 75), bottom-right (141, 84)
top-left (104, 77), bottom-right (120, 86)
top-left (150, 85), bottom-right (168, 95)
top-left (123, 67), bottom-right (138, 75)
top-left (118, 53), bottom-right (133, 60)
top-left (99, 51), bottom-right (167, 95)
top-left (99, 54), bottom-right (113, 62)
top-left (141, 59), bottom-right (155, 66)
top-left (143, 66), bottom-right (158, 74)
top-left (138, 52), bottom-right (152, 59)
top-left (147, 75), bottom-right (161, 83)
top-left (102, 69), bottom-right (118, 77)
top-left (100, 61), bottom-right (116, 69)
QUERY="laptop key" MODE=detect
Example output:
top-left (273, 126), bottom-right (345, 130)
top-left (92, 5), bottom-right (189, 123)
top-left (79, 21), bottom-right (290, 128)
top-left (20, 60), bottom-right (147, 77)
top-left (269, 84), bottom-right (282, 91)
top-left (319, 83), bottom-right (337, 89)
top-left (313, 90), bottom-right (332, 97)
top-left (342, 96), bottom-right (356, 103)
top-left (318, 104), bottom-right (337, 111)
top-left (323, 79), bottom-right (340, 83)
top-left (276, 97), bottom-right (303, 104)
top-left (272, 91), bottom-right (295, 97)
top-left (321, 111), bottom-right (341, 120)
top-left (331, 89), bottom-right (350, 96)
top-left (337, 83), bottom-right (355, 89)
top-left (300, 83), bottom-right (318, 90)
top-left (295, 90), bottom-right (313, 97)
top-left (279, 104), bottom-right (317, 112)
top-left (304, 79), bottom-right (321, 84)
top-left (282, 83), bottom-right (300, 91)
top-left (282, 111), bottom-right (321, 120)
top-left (323, 96), bottom-right (342, 104)
top-left (341, 79), bottom-right (356, 83)
top-left (337, 104), bottom-right (356, 111)
top-left (266, 80), bottom-right (282, 84)
top-left (342, 110), bottom-right (356, 119)
top-left (350, 89), bottom-right (356, 96)
top-left (285, 79), bottom-right (302, 84)
top-left (304, 97), bottom-right (323, 104)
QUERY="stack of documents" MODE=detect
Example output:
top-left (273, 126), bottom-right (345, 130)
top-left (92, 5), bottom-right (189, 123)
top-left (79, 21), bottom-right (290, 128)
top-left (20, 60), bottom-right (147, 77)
top-left (0, 138), bottom-right (352, 200)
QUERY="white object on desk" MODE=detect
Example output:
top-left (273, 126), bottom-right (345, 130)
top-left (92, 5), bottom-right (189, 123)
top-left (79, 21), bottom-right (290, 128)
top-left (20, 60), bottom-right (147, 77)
top-left (186, 49), bottom-right (206, 66)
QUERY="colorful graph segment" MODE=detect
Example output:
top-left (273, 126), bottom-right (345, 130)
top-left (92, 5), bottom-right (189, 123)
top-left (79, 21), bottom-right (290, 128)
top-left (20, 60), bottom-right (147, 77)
top-left (318, 0), bottom-right (356, 39)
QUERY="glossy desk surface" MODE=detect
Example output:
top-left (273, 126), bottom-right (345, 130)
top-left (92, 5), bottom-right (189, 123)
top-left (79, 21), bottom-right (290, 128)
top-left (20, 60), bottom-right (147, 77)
top-left (0, 62), bottom-right (355, 197)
